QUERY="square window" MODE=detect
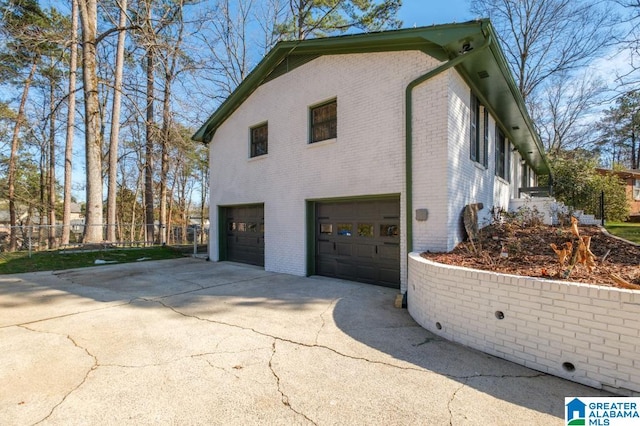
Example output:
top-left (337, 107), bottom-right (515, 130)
top-left (250, 123), bottom-right (268, 157)
top-left (310, 99), bottom-right (337, 143)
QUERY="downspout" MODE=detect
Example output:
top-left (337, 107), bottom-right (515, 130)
top-left (405, 32), bottom-right (492, 256)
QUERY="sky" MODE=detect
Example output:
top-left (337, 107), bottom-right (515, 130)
top-left (398, 0), bottom-right (475, 28)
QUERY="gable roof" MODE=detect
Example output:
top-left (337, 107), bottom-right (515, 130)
top-left (193, 19), bottom-right (549, 175)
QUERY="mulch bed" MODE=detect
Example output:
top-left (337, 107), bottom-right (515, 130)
top-left (421, 223), bottom-right (640, 288)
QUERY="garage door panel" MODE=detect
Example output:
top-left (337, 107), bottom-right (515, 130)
top-left (336, 243), bottom-right (352, 256)
top-left (225, 204), bottom-right (264, 267)
top-left (315, 198), bottom-right (400, 288)
top-left (378, 244), bottom-right (399, 260)
top-left (356, 265), bottom-right (376, 282)
top-left (378, 268), bottom-right (399, 286)
top-left (336, 262), bottom-right (355, 279)
top-left (356, 244), bottom-right (375, 259)
top-left (318, 240), bottom-right (334, 255)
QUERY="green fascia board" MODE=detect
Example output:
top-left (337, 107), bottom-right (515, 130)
top-left (454, 23), bottom-right (549, 174)
top-left (192, 19), bottom-right (549, 175)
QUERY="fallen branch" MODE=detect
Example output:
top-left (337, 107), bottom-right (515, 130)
top-left (610, 273), bottom-right (640, 290)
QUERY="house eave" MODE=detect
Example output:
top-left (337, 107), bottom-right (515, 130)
top-left (192, 19), bottom-right (550, 176)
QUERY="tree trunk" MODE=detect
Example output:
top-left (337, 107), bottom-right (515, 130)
top-left (7, 58), bottom-right (38, 251)
top-left (78, 0), bottom-right (104, 243)
top-left (48, 76), bottom-right (57, 249)
top-left (62, 0), bottom-right (78, 246)
top-left (107, 0), bottom-right (128, 242)
top-left (200, 157), bottom-right (207, 245)
top-left (144, 47), bottom-right (155, 243)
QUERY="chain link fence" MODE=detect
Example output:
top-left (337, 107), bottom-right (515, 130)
top-left (0, 223), bottom-right (209, 253)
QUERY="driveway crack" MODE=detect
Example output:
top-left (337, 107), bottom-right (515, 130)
top-left (269, 340), bottom-right (316, 425)
top-left (2, 300), bottom-right (135, 329)
top-left (447, 381), bottom-right (467, 426)
top-left (144, 299), bottom-right (553, 382)
top-left (314, 298), bottom-right (337, 345)
top-left (26, 331), bottom-right (99, 425)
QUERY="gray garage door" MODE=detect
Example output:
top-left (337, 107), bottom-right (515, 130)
top-left (224, 204), bottom-right (264, 267)
top-left (315, 198), bottom-right (400, 288)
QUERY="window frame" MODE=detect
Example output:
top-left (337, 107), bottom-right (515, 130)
top-left (309, 98), bottom-right (337, 144)
top-left (249, 122), bottom-right (268, 158)
top-left (470, 92), bottom-right (488, 167)
top-left (470, 93), bottom-right (479, 162)
top-left (495, 127), bottom-right (510, 181)
top-left (482, 107), bottom-right (489, 167)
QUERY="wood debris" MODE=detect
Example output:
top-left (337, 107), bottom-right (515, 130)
top-left (577, 235), bottom-right (596, 272)
top-left (570, 216), bottom-right (580, 238)
top-left (550, 242), bottom-right (572, 265)
top-left (610, 273), bottom-right (640, 290)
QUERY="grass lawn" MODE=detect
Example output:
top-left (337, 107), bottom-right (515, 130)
top-left (605, 222), bottom-right (640, 245)
top-left (0, 246), bottom-right (187, 274)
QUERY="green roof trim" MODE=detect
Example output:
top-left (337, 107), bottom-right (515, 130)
top-left (192, 19), bottom-right (550, 175)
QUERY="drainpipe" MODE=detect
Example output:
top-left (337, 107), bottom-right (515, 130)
top-left (405, 31), bottom-right (492, 256)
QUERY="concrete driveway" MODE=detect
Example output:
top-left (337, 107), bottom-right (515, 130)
top-left (1, 258), bottom-right (609, 425)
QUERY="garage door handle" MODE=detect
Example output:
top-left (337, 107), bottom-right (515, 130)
top-left (333, 242), bottom-right (336, 251)
top-left (375, 246), bottom-right (378, 254)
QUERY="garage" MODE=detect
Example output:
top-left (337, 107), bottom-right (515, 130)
top-left (315, 197), bottom-right (400, 288)
top-left (223, 204), bottom-right (264, 266)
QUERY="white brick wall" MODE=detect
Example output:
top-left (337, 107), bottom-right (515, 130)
top-left (210, 51), bottom-right (442, 287)
top-left (208, 48), bottom-right (526, 290)
top-left (408, 253), bottom-right (640, 395)
top-left (411, 70), bottom-right (514, 253)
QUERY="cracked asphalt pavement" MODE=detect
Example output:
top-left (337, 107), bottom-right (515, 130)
top-left (0, 258), bottom-right (610, 425)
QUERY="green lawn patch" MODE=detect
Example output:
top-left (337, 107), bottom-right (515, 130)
top-left (605, 222), bottom-right (640, 244)
top-left (0, 246), bottom-right (186, 275)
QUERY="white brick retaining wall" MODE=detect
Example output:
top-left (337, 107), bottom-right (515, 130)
top-left (407, 252), bottom-right (640, 396)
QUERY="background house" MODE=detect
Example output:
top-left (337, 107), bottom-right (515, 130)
top-left (194, 20), bottom-right (550, 292)
top-left (596, 168), bottom-right (640, 220)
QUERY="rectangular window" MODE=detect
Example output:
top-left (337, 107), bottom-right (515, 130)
top-left (310, 99), bottom-right (337, 143)
top-left (495, 127), bottom-right (510, 181)
top-left (250, 123), bottom-right (268, 157)
top-left (470, 93), bottom-right (479, 162)
top-left (521, 162), bottom-right (530, 188)
top-left (482, 107), bottom-right (489, 167)
top-left (634, 179), bottom-right (640, 200)
top-left (470, 93), bottom-right (488, 167)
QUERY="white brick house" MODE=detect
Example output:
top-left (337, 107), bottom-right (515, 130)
top-left (193, 20), bottom-right (550, 292)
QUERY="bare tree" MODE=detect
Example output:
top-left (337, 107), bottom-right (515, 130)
top-left (158, 0), bottom-right (191, 245)
top-left (257, 0), bottom-right (288, 52)
top-left (106, 0), bottom-right (129, 242)
top-left (534, 72), bottom-right (606, 155)
top-left (471, 0), bottom-right (616, 104)
top-left (78, 0), bottom-right (105, 243)
top-left (199, 0), bottom-right (255, 95)
top-left (62, 0), bottom-right (79, 246)
top-left (613, 0), bottom-right (640, 89)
